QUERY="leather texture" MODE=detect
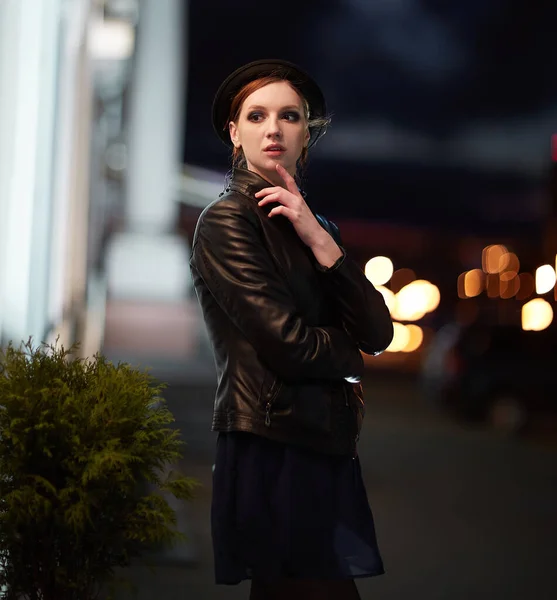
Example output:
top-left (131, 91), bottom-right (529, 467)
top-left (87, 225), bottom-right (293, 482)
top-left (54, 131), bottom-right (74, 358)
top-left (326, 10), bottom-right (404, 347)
top-left (189, 168), bottom-right (393, 456)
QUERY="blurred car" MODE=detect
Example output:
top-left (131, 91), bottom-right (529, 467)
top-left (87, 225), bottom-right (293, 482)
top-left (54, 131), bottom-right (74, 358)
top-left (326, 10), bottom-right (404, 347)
top-left (420, 320), bottom-right (557, 434)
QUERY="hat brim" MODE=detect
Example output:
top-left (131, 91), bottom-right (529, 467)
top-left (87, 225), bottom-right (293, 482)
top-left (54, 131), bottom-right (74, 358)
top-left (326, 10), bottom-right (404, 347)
top-left (212, 59), bottom-right (327, 149)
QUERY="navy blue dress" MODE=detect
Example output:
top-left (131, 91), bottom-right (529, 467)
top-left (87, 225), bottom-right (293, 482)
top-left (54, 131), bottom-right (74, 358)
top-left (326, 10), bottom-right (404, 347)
top-left (211, 431), bottom-right (385, 584)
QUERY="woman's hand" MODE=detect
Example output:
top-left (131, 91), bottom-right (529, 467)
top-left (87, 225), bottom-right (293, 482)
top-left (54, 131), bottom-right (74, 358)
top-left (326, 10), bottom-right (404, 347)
top-left (255, 164), bottom-right (327, 249)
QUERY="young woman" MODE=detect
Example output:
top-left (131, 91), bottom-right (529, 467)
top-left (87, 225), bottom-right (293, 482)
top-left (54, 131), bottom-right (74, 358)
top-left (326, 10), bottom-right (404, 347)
top-left (190, 59), bottom-right (393, 600)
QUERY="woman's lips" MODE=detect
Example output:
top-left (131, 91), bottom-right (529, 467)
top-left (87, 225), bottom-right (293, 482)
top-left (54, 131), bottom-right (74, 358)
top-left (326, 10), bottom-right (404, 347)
top-left (264, 149), bottom-right (285, 156)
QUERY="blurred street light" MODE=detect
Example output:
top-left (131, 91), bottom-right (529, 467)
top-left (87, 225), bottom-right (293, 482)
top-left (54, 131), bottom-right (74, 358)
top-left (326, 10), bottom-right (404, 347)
top-left (535, 264), bottom-right (556, 295)
top-left (500, 273), bottom-right (520, 299)
top-left (521, 298), bottom-right (553, 331)
top-left (482, 244), bottom-right (509, 274)
top-left (385, 322), bottom-right (410, 352)
top-left (365, 256), bottom-right (394, 286)
top-left (392, 279), bottom-right (440, 321)
top-left (401, 324), bottom-right (424, 352)
top-left (502, 252), bottom-right (520, 277)
top-left (384, 323), bottom-right (424, 353)
top-left (463, 269), bottom-right (483, 297)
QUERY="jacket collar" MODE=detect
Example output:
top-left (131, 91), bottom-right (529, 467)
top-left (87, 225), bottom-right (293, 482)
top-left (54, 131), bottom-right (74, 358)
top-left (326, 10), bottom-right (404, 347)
top-left (227, 167), bottom-right (307, 200)
top-left (227, 168), bottom-right (274, 198)
top-left (225, 167), bottom-right (307, 200)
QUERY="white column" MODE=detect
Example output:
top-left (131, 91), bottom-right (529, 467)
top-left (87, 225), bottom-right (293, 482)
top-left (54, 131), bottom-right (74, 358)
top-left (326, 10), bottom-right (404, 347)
top-left (46, 0), bottom-right (93, 347)
top-left (0, 0), bottom-right (63, 345)
top-left (106, 0), bottom-right (190, 302)
top-left (126, 0), bottom-right (185, 233)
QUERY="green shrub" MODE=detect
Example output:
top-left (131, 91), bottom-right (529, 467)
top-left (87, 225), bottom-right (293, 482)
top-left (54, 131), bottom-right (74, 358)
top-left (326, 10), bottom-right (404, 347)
top-left (0, 339), bottom-right (199, 600)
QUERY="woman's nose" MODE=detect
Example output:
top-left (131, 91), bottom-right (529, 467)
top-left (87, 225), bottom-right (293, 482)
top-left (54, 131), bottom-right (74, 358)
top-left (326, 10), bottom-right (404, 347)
top-left (266, 117), bottom-right (282, 137)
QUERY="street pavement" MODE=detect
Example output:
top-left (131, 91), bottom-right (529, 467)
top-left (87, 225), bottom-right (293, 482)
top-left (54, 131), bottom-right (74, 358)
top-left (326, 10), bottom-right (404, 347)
top-left (113, 373), bottom-right (557, 600)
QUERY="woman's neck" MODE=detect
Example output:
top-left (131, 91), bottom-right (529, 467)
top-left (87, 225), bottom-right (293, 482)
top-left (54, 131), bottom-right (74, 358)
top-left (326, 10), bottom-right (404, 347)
top-left (245, 165), bottom-right (291, 189)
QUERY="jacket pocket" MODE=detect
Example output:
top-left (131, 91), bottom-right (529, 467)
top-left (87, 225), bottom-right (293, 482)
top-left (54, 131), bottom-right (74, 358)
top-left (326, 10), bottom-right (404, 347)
top-left (262, 376), bottom-right (333, 434)
top-left (291, 383), bottom-right (333, 433)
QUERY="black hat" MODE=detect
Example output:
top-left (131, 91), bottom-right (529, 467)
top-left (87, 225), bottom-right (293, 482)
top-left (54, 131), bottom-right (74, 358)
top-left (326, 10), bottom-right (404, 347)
top-left (212, 59), bottom-right (328, 148)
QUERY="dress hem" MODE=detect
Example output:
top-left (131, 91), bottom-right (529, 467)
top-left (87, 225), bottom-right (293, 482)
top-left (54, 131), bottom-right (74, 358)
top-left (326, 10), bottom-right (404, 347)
top-left (215, 567), bottom-right (386, 586)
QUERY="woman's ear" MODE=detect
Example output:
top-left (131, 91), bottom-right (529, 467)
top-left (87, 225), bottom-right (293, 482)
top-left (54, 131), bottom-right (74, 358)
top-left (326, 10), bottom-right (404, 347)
top-left (304, 128), bottom-right (310, 147)
top-left (229, 122), bottom-right (240, 148)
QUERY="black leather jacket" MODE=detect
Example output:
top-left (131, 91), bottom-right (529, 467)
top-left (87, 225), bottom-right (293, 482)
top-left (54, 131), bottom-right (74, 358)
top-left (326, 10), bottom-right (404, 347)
top-left (190, 168), bottom-right (393, 456)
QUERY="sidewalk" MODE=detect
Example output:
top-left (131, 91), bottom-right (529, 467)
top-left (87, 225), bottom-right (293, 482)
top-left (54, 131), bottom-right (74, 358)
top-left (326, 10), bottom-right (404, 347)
top-left (113, 375), bottom-right (557, 600)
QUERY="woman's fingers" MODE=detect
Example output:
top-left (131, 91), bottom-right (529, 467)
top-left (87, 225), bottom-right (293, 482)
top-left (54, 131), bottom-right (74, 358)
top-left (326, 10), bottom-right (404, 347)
top-left (268, 205), bottom-right (295, 219)
top-left (255, 167), bottom-right (304, 212)
top-left (254, 166), bottom-right (300, 203)
top-left (257, 193), bottom-right (282, 207)
top-left (275, 164), bottom-right (299, 195)
top-left (257, 188), bottom-right (299, 208)
top-left (254, 186), bottom-right (281, 199)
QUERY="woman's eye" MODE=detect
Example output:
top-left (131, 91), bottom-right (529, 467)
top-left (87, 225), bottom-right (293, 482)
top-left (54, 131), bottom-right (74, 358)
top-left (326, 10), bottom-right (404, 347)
top-left (283, 112), bottom-right (300, 122)
top-left (247, 111), bottom-right (300, 122)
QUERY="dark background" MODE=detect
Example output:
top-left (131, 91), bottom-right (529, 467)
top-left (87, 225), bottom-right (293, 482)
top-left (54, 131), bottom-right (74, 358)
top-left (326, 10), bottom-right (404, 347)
top-left (182, 0), bottom-right (557, 234)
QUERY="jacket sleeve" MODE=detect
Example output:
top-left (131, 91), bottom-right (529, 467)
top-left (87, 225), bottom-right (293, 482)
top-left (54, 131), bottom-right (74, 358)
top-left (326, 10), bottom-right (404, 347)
top-left (189, 198), bottom-right (364, 382)
top-left (315, 215), bottom-right (394, 356)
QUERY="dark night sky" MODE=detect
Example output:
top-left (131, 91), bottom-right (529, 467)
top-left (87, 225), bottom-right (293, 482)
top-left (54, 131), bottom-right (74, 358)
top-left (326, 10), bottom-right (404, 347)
top-left (182, 0), bottom-right (557, 233)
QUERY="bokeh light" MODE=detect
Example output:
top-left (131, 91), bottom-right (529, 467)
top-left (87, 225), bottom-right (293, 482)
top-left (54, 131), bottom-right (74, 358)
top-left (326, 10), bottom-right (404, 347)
top-left (535, 264), bottom-right (556, 295)
top-left (521, 298), bottom-right (553, 331)
top-left (502, 252), bottom-right (520, 277)
top-left (464, 269), bottom-right (483, 297)
top-left (401, 324), bottom-right (424, 352)
top-left (383, 323), bottom-right (425, 353)
top-left (392, 279), bottom-right (440, 321)
top-left (482, 245), bottom-right (509, 274)
top-left (457, 273), bottom-right (466, 299)
top-left (516, 272), bottom-right (535, 301)
top-left (364, 256), bottom-right (394, 286)
top-left (500, 273), bottom-right (520, 299)
top-left (385, 322), bottom-right (410, 352)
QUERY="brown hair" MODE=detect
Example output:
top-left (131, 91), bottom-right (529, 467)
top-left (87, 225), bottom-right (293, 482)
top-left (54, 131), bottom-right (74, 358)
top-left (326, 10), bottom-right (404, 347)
top-left (227, 75), bottom-right (330, 176)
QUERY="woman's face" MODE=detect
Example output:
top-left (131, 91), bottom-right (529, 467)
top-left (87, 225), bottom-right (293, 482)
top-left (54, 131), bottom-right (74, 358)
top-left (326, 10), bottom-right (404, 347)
top-left (229, 81), bottom-right (310, 185)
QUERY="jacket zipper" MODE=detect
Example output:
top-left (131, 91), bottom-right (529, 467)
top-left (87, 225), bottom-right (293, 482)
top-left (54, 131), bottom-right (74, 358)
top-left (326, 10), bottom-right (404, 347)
top-left (344, 383), bottom-right (359, 458)
top-left (265, 379), bottom-right (281, 427)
